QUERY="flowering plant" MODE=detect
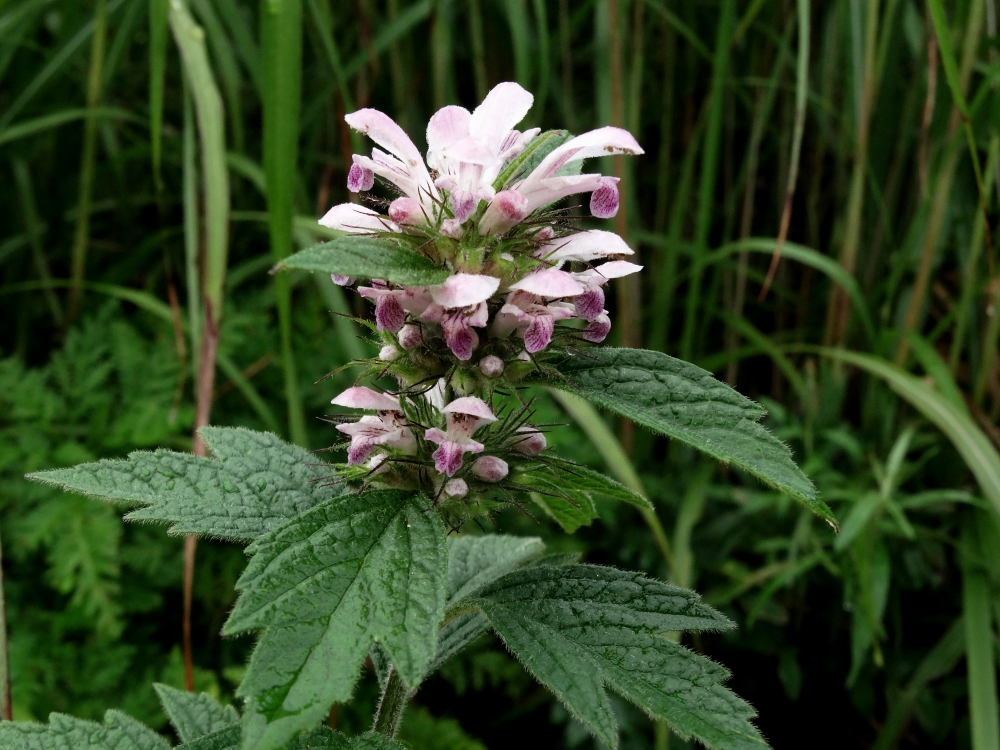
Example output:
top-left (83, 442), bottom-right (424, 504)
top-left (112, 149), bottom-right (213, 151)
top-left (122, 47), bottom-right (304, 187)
top-left (16, 83), bottom-right (831, 750)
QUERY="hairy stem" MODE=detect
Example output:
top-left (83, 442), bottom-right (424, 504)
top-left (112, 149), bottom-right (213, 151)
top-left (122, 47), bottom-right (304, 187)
top-left (372, 667), bottom-right (410, 738)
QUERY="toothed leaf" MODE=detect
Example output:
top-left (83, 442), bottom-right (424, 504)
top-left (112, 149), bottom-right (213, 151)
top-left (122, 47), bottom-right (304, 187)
top-left (280, 236), bottom-right (450, 286)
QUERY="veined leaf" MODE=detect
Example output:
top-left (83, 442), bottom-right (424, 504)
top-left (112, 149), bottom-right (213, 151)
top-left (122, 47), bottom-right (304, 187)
top-left (515, 463), bottom-right (652, 533)
top-left (154, 683), bottom-right (239, 743)
top-left (476, 565), bottom-right (767, 750)
top-left (176, 725), bottom-right (403, 750)
top-left (27, 427), bottom-right (339, 541)
top-left (227, 490), bottom-right (447, 750)
top-left (532, 348), bottom-right (830, 526)
top-left (0, 710), bottom-right (170, 750)
top-left (447, 534), bottom-right (545, 606)
top-left (279, 236), bottom-right (450, 286)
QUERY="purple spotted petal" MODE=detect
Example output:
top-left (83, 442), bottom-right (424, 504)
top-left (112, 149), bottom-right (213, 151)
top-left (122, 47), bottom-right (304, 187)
top-left (583, 314), bottom-right (612, 343)
top-left (574, 286), bottom-right (605, 321)
top-left (375, 294), bottom-right (406, 332)
top-left (590, 178), bottom-right (620, 218)
top-left (523, 313), bottom-right (555, 353)
top-left (347, 163), bottom-right (375, 192)
top-left (432, 441), bottom-right (466, 476)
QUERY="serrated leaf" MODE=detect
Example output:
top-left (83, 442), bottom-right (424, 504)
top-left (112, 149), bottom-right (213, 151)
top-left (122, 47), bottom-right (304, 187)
top-left (27, 427), bottom-right (339, 541)
top-left (227, 490), bottom-right (447, 750)
top-left (279, 236), bottom-right (450, 286)
top-left (475, 565), bottom-right (767, 750)
top-left (0, 710), bottom-right (171, 750)
top-left (494, 129), bottom-right (571, 189)
top-left (532, 348), bottom-right (832, 526)
top-left (154, 683), bottom-right (239, 742)
top-left (447, 535), bottom-right (545, 606)
top-left (176, 726), bottom-right (402, 750)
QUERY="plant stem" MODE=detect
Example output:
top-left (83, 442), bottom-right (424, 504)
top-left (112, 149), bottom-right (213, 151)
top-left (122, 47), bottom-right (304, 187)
top-left (372, 667), bottom-right (410, 738)
top-left (69, 0), bottom-right (108, 320)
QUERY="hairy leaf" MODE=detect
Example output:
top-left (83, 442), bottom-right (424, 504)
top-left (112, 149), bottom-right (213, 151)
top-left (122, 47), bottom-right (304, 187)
top-left (279, 235), bottom-right (450, 286)
top-left (533, 348), bottom-right (831, 526)
top-left (27, 427), bottom-right (339, 541)
top-left (515, 463), bottom-right (651, 532)
top-left (476, 565), bottom-right (767, 750)
top-left (447, 534), bottom-right (545, 606)
top-left (227, 490), bottom-right (447, 750)
top-left (0, 710), bottom-right (170, 750)
top-left (176, 725), bottom-right (404, 750)
top-left (154, 683), bottom-right (239, 742)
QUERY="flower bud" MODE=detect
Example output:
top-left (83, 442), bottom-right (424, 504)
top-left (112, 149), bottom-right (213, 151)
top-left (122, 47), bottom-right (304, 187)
top-left (444, 478), bottom-right (469, 498)
top-left (479, 190), bottom-right (529, 235)
top-left (398, 324), bottom-right (423, 350)
top-left (441, 219), bottom-right (463, 238)
top-left (388, 197), bottom-right (427, 226)
top-left (479, 355), bottom-right (504, 378)
top-left (379, 345), bottom-right (399, 361)
top-left (510, 426), bottom-right (546, 456)
top-left (471, 456), bottom-right (508, 483)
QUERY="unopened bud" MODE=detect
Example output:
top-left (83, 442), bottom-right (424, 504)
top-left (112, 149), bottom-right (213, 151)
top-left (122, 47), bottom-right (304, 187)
top-left (479, 355), bottom-right (504, 378)
top-left (510, 426), bottom-right (546, 456)
top-left (479, 190), bottom-right (529, 235)
top-left (379, 345), bottom-right (399, 361)
top-left (398, 324), bottom-right (423, 350)
top-left (388, 197), bottom-right (427, 226)
top-left (444, 478), bottom-right (469, 498)
top-left (471, 456), bottom-right (508, 483)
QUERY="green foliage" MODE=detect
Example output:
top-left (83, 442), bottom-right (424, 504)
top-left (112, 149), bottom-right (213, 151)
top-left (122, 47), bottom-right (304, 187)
top-left (0, 709), bottom-right (171, 750)
top-left (226, 490), bottom-right (447, 750)
top-left (280, 237), bottom-right (451, 287)
top-left (28, 427), bottom-right (340, 542)
top-left (476, 564), bottom-right (764, 749)
top-left (154, 684), bottom-right (238, 743)
top-left (534, 348), bottom-right (832, 526)
top-left (515, 462), bottom-right (651, 533)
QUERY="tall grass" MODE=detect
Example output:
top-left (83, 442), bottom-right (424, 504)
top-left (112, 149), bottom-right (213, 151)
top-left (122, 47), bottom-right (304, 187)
top-left (1, 1), bottom-right (999, 746)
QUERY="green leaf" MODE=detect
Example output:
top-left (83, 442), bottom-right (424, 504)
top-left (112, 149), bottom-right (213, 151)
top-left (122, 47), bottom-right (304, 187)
top-left (154, 683), bottom-right (239, 742)
top-left (475, 565), bottom-right (767, 750)
top-left (227, 490), bottom-right (447, 750)
top-left (0, 710), bottom-right (170, 750)
top-left (27, 427), bottom-right (339, 541)
top-left (176, 725), bottom-right (404, 750)
top-left (494, 129), bottom-right (570, 189)
top-left (279, 236), bottom-right (450, 286)
top-left (532, 348), bottom-right (830, 527)
top-left (447, 534), bottom-right (545, 606)
top-left (515, 462), bottom-right (652, 533)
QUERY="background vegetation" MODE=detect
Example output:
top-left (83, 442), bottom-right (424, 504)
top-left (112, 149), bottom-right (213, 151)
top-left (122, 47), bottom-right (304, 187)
top-left (2, 0), bottom-right (1000, 748)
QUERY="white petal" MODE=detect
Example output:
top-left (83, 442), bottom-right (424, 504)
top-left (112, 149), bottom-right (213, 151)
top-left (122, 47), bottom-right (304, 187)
top-left (319, 203), bottom-right (397, 233)
top-left (580, 260), bottom-right (644, 281)
top-left (540, 230), bottom-right (634, 264)
top-left (510, 268), bottom-right (585, 297)
top-left (430, 273), bottom-right (500, 308)
top-left (345, 108), bottom-right (425, 171)
top-left (469, 82), bottom-right (534, 154)
top-left (332, 386), bottom-right (400, 411)
top-left (531, 126), bottom-right (643, 181)
top-left (443, 396), bottom-right (497, 422)
top-left (426, 105), bottom-right (472, 171)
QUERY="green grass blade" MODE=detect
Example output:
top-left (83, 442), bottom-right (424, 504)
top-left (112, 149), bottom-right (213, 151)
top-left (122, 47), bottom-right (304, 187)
top-left (170, 0), bottom-right (230, 321)
top-left (182, 77), bottom-right (201, 364)
top-left (679, 0), bottom-right (734, 361)
top-left (341, 0), bottom-right (433, 79)
top-left (190, 0), bottom-right (245, 153)
top-left (506, 0), bottom-right (532, 89)
top-left (431, 0), bottom-right (455, 108)
top-left (260, 0), bottom-right (306, 446)
top-left (0, 107), bottom-right (140, 147)
top-left (149, 0), bottom-right (169, 190)
top-left (962, 514), bottom-right (1000, 750)
top-left (68, 0), bottom-right (109, 319)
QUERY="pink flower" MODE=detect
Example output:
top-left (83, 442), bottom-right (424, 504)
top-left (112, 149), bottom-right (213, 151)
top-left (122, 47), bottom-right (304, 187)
top-left (420, 274), bottom-right (500, 360)
top-left (424, 397), bottom-right (497, 476)
top-left (358, 281), bottom-right (407, 332)
top-left (345, 108), bottom-right (438, 210)
top-left (319, 203), bottom-right (399, 234)
top-left (426, 82), bottom-right (539, 223)
top-left (491, 291), bottom-right (575, 354)
top-left (570, 261), bottom-right (643, 322)
top-left (478, 190), bottom-right (529, 235)
top-left (507, 127), bottom-right (643, 215)
top-left (331, 387), bottom-right (416, 464)
top-left (388, 197), bottom-right (427, 226)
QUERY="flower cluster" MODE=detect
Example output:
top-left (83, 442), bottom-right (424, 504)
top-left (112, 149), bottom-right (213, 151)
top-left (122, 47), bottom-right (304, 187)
top-left (322, 82), bottom-right (642, 517)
